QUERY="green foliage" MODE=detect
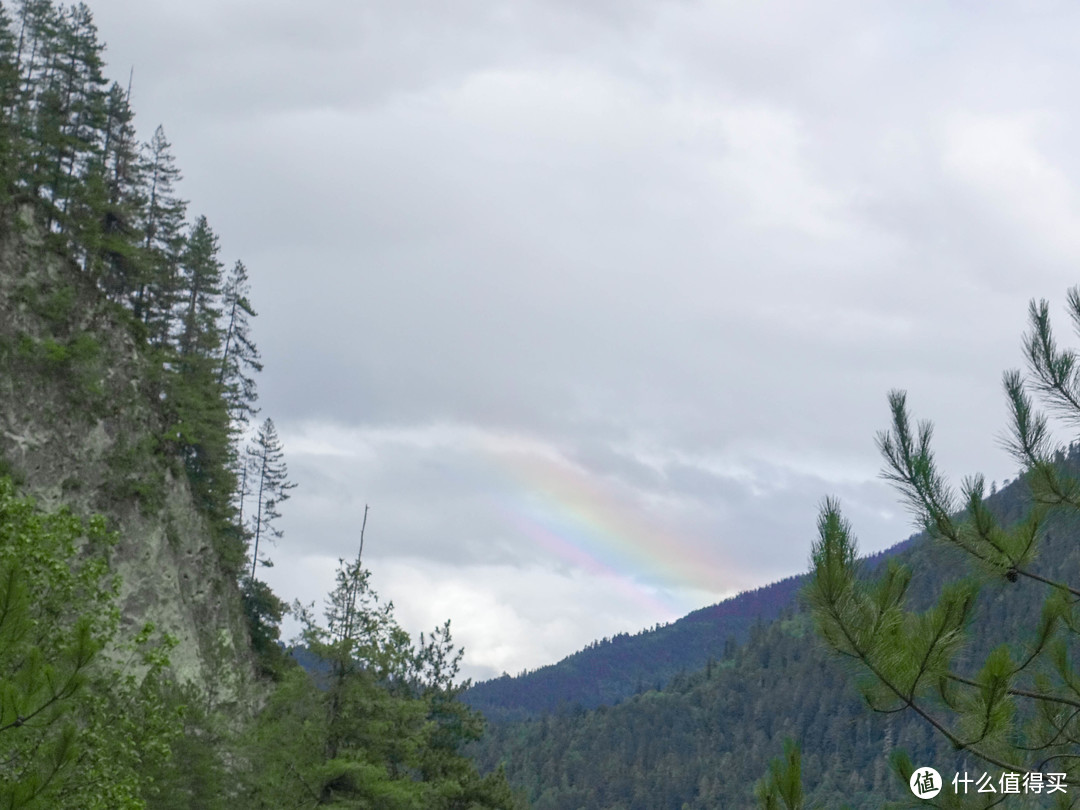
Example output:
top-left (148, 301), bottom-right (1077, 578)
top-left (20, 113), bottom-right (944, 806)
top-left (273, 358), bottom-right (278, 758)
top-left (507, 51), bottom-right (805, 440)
top-left (12, 328), bottom-right (106, 411)
top-left (141, 674), bottom-right (245, 810)
top-left (0, 476), bottom-right (180, 809)
top-left (0, 455), bottom-right (21, 485)
top-left (24, 282), bottom-right (76, 324)
top-left (244, 417), bottom-right (296, 579)
top-left (756, 739), bottom-right (808, 810)
top-left (240, 576), bottom-right (291, 679)
top-left (808, 501), bottom-right (980, 721)
top-left (806, 288), bottom-right (1080, 805)
top-left (240, 555), bottom-right (526, 809)
top-left (16, 330), bottom-right (98, 368)
top-left (103, 432), bottom-right (166, 514)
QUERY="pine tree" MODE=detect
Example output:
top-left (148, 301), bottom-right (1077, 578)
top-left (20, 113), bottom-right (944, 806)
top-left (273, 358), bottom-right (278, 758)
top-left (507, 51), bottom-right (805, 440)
top-left (53, 5), bottom-right (106, 219)
top-left (137, 123), bottom-right (186, 338)
top-left (163, 217), bottom-right (236, 547)
top-left (218, 260), bottom-right (261, 426)
top-left (806, 287), bottom-right (1080, 804)
top-left (0, 5), bottom-right (20, 194)
top-left (28, 2), bottom-right (107, 235)
top-left (95, 79), bottom-right (145, 302)
top-left (178, 214), bottom-right (223, 359)
top-left (756, 739), bottom-right (809, 810)
top-left (254, 548), bottom-right (526, 809)
top-left (14, 0), bottom-right (62, 199)
top-left (246, 417), bottom-right (296, 580)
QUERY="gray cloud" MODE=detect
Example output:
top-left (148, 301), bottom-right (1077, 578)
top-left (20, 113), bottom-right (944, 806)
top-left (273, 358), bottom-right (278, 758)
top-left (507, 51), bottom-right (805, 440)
top-left (83, 0), bottom-right (1080, 676)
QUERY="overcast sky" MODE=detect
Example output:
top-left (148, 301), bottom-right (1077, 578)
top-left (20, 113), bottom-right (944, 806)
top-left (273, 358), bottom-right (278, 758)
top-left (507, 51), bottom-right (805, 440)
top-left (86, 0), bottom-right (1080, 681)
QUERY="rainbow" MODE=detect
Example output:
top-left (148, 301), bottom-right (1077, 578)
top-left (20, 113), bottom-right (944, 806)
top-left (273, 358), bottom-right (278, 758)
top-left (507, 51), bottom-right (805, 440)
top-left (486, 442), bottom-right (736, 616)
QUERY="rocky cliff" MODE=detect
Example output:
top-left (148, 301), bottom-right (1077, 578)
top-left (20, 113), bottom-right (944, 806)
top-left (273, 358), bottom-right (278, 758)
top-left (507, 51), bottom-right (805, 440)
top-left (0, 209), bottom-right (254, 702)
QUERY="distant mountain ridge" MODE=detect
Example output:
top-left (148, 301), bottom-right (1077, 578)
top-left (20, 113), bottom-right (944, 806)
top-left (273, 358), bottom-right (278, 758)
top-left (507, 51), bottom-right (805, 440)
top-left (465, 470), bottom-right (1060, 808)
top-left (463, 535), bottom-right (915, 720)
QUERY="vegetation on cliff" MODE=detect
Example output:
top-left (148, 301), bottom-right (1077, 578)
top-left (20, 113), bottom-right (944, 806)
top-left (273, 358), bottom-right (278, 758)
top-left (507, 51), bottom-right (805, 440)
top-left (0, 477), bottom-right (177, 809)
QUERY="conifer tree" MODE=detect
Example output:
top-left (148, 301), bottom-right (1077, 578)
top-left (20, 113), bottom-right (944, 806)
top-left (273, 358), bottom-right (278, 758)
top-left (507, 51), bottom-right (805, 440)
top-left (807, 288), bottom-right (1080, 803)
top-left (756, 739), bottom-right (810, 810)
top-left (161, 215), bottom-right (230, 527)
top-left (95, 79), bottom-right (144, 301)
top-left (218, 260), bottom-right (261, 425)
top-left (13, 1), bottom-right (59, 118)
top-left (246, 417), bottom-right (296, 580)
top-left (178, 214), bottom-right (223, 358)
top-left (137, 124), bottom-right (186, 338)
top-left (30, 3), bottom-right (106, 235)
top-left (0, 5), bottom-right (21, 193)
top-left (253, 548), bottom-right (525, 809)
top-left (14, 0), bottom-right (62, 198)
top-left (163, 216), bottom-right (239, 547)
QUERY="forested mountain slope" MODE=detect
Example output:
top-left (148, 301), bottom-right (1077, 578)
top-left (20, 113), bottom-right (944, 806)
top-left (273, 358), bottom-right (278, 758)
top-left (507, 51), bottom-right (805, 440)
top-left (465, 576), bottom-right (801, 721)
top-left (465, 538), bottom-right (913, 721)
top-left (468, 469), bottom-right (1066, 808)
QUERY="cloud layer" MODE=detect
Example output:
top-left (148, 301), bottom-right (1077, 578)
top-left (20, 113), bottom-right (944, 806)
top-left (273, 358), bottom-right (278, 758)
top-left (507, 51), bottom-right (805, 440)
top-left (84, 0), bottom-right (1080, 679)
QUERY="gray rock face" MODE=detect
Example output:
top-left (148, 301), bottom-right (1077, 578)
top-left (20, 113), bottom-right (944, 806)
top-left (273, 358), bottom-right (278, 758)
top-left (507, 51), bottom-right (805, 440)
top-left (0, 212), bottom-right (255, 705)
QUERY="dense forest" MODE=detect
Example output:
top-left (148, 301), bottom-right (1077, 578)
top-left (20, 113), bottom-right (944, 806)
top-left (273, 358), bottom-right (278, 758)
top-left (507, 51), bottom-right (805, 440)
top-left (0, 1), bottom-right (522, 807)
top-left (464, 575), bottom-right (802, 722)
top-left (468, 466), bottom-right (1080, 808)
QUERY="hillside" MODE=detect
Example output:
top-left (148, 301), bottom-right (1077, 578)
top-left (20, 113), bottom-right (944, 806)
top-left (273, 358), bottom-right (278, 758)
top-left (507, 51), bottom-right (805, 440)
top-left (467, 468), bottom-right (1057, 808)
top-left (464, 575), bottom-right (801, 721)
top-left (465, 538), bottom-right (914, 721)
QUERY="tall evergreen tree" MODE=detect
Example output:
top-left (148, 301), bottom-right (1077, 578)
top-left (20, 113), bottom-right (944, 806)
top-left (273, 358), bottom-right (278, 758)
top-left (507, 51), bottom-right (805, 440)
top-left (178, 214), bottom-right (223, 358)
top-left (13, 0), bottom-right (61, 198)
top-left (165, 216), bottom-right (236, 546)
top-left (0, 4), bottom-right (20, 194)
top-left (218, 260), bottom-right (261, 426)
top-left (137, 124), bottom-right (186, 338)
top-left (95, 79), bottom-right (144, 301)
top-left (246, 418), bottom-right (296, 580)
top-left (249, 552), bottom-right (526, 809)
top-left (29, 3), bottom-right (106, 235)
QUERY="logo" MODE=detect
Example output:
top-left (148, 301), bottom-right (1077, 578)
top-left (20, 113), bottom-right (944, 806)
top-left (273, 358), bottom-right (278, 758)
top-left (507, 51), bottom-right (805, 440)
top-left (910, 767), bottom-right (942, 798)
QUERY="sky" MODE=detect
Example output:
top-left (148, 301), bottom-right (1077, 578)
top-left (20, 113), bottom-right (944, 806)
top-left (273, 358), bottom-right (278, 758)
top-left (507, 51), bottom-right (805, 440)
top-left (85, 0), bottom-right (1080, 681)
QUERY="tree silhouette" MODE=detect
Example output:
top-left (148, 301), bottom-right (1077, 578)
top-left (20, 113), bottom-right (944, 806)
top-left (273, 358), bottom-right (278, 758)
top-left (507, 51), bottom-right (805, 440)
top-left (246, 417), bottom-right (296, 580)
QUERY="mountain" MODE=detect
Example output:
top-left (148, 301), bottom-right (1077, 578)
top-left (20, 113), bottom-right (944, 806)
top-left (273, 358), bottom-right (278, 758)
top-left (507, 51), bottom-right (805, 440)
top-left (464, 537), bottom-right (915, 721)
top-left (466, 472), bottom-right (1057, 808)
top-left (464, 575), bottom-right (801, 721)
